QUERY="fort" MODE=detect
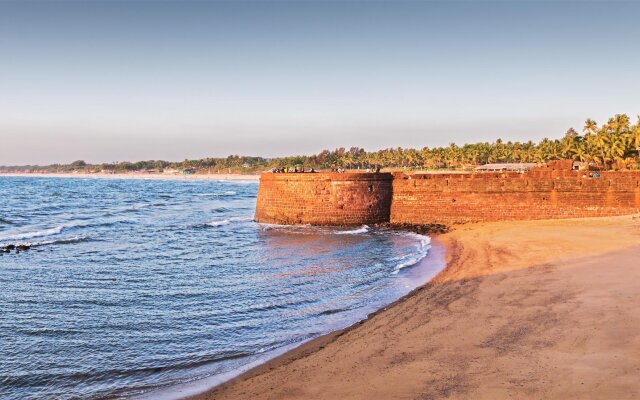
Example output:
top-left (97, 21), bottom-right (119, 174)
top-left (255, 161), bottom-right (640, 227)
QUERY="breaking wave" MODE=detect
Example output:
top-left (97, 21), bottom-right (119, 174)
top-left (205, 216), bottom-right (253, 227)
top-left (391, 233), bottom-right (431, 275)
top-left (0, 218), bottom-right (134, 243)
top-left (335, 225), bottom-right (369, 235)
top-left (0, 226), bottom-right (64, 241)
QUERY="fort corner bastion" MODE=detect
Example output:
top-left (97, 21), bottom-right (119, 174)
top-left (255, 164), bottom-right (640, 227)
top-left (255, 172), bottom-right (394, 225)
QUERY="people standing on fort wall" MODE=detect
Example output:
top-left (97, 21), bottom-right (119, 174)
top-left (270, 167), bottom-right (318, 173)
top-left (269, 166), bottom-right (379, 173)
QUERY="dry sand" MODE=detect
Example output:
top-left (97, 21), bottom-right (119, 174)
top-left (192, 215), bottom-right (640, 400)
top-left (0, 172), bottom-right (259, 181)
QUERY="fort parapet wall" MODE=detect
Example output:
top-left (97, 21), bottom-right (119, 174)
top-left (391, 170), bottom-right (640, 225)
top-left (255, 170), bottom-right (640, 226)
top-left (255, 172), bottom-right (393, 225)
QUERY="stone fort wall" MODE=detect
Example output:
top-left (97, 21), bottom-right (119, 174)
top-left (391, 170), bottom-right (640, 225)
top-left (255, 172), bottom-right (394, 225)
top-left (255, 169), bottom-right (640, 226)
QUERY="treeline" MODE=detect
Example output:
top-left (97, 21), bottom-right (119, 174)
top-left (3, 114), bottom-right (639, 173)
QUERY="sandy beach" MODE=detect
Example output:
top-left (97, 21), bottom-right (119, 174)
top-left (191, 214), bottom-right (640, 400)
top-left (0, 172), bottom-right (259, 181)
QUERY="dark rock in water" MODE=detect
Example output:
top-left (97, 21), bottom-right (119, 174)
top-left (0, 243), bottom-right (31, 254)
top-left (375, 222), bottom-right (450, 235)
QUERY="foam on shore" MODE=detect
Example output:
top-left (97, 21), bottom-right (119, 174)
top-left (335, 225), bottom-right (370, 235)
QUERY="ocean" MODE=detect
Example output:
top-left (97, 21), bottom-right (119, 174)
top-left (0, 176), bottom-right (443, 399)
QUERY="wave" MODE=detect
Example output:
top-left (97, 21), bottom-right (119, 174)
top-left (0, 349), bottom-right (255, 391)
top-left (216, 180), bottom-right (257, 185)
top-left (81, 218), bottom-right (135, 229)
top-left (2, 236), bottom-right (94, 250)
top-left (0, 217), bottom-right (13, 225)
top-left (205, 216), bottom-right (253, 227)
top-left (0, 217), bottom-right (134, 242)
top-left (391, 234), bottom-right (432, 275)
top-left (31, 236), bottom-right (94, 247)
top-left (258, 222), bottom-right (289, 230)
top-left (0, 226), bottom-right (64, 241)
top-left (122, 203), bottom-right (150, 213)
top-left (207, 219), bottom-right (231, 227)
top-left (196, 191), bottom-right (237, 197)
top-left (257, 223), bottom-right (316, 234)
top-left (335, 225), bottom-right (369, 235)
top-left (318, 307), bottom-right (350, 316)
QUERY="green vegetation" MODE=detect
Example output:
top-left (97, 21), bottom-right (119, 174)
top-left (2, 114), bottom-right (639, 173)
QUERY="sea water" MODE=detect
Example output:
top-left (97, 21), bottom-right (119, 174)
top-left (0, 176), bottom-right (443, 399)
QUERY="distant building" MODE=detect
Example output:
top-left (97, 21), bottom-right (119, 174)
top-left (572, 161), bottom-right (588, 171)
top-left (474, 163), bottom-right (539, 173)
top-left (182, 168), bottom-right (196, 175)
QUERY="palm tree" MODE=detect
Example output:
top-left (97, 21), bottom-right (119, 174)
top-left (583, 119), bottom-right (598, 136)
top-left (608, 134), bottom-right (627, 167)
top-left (595, 128), bottom-right (612, 168)
top-left (632, 115), bottom-right (640, 161)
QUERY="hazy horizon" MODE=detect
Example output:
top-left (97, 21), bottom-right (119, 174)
top-left (1, 1), bottom-right (639, 165)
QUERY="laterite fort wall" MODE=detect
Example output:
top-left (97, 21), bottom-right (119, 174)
top-left (255, 169), bottom-right (640, 226)
top-left (391, 170), bottom-right (640, 225)
top-left (255, 173), bottom-right (393, 225)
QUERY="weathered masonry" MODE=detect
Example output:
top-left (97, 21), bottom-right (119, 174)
top-left (255, 172), bottom-right (394, 225)
top-left (255, 167), bottom-right (640, 226)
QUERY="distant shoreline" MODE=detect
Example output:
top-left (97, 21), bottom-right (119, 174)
top-left (0, 172), bottom-right (260, 181)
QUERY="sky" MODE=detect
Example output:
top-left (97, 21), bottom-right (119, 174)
top-left (1, 1), bottom-right (639, 165)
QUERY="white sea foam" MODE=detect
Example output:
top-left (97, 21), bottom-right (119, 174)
top-left (0, 226), bottom-right (64, 241)
top-left (206, 216), bottom-right (253, 227)
top-left (335, 225), bottom-right (369, 235)
top-left (207, 219), bottom-right (230, 226)
top-left (391, 233), bottom-right (432, 275)
top-left (0, 217), bottom-right (135, 243)
top-left (197, 191), bottom-right (237, 197)
top-left (258, 222), bottom-right (290, 230)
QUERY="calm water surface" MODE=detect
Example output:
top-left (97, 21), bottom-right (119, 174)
top-left (0, 176), bottom-right (440, 399)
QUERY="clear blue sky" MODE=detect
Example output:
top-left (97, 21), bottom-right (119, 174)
top-left (1, 1), bottom-right (639, 165)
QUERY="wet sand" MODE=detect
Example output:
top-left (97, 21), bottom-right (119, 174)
top-left (192, 214), bottom-right (640, 400)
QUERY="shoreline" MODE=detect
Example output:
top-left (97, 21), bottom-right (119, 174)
top-left (0, 172), bottom-right (259, 181)
top-left (187, 214), bottom-right (640, 399)
top-left (131, 237), bottom-right (448, 400)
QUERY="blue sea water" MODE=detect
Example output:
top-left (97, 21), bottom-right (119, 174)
top-left (0, 176), bottom-right (442, 400)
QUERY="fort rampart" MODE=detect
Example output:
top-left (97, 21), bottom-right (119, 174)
top-left (255, 168), bottom-right (640, 226)
top-left (255, 172), bottom-right (394, 225)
